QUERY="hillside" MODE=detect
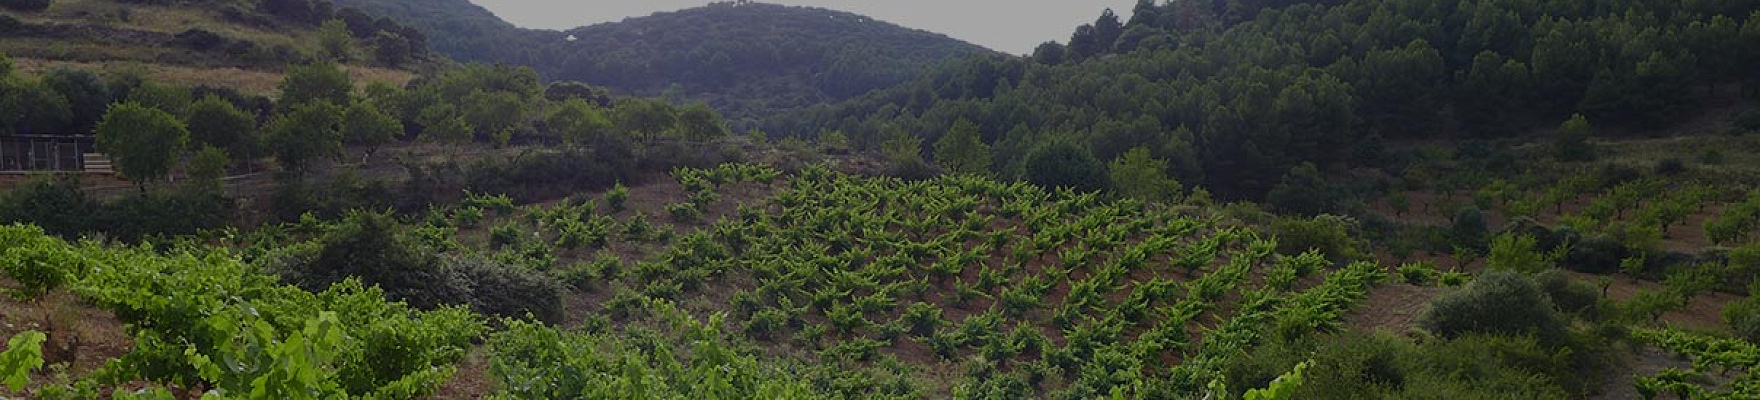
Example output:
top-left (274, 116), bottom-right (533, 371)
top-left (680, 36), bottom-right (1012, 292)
top-left (0, 0), bottom-right (432, 96)
top-left (2, 0), bottom-right (1759, 399)
top-left (764, 0), bottom-right (1760, 200)
top-left (326, 0), bottom-right (997, 125)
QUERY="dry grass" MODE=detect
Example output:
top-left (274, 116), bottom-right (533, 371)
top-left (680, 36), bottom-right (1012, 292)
top-left (0, 37), bottom-right (181, 62)
top-left (14, 57), bottom-right (418, 97)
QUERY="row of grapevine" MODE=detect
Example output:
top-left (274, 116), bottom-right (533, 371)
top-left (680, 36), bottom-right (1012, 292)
top-left (488, 164), bottom-right (1392, 398)
top-left (0, 225), bottom-right (483, 399)
top-left (1706, 191), bottom-right (1760, 245)
top-left (1634, 328), bottom-right (1759, 399)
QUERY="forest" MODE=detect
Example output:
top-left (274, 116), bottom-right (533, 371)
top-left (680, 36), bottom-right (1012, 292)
top-left (0, 0), bottom-right (1758, 399)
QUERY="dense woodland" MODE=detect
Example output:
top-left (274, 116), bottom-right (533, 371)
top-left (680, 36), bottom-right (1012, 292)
top-left (327, 0), bottom-right (994, 125)
top-left (0, 0), bottom-right (1759, 399)
top-left (764, 0), bottom-right (1760, 200)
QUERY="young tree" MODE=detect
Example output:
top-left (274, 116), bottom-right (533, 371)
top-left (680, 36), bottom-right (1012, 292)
top-left (460, 89), bottom-right (526, 139)
top-left (675, 103), bottom-right (728, 141)
top-left (187, 145), bottom-right (230, 194)
top-left (613, 99), bottom-right (677, 143)
top-left (265, 101), bottom-right (344, 174)
top-left (279, 62), bottom-right (352, 108)
top-left (545, 99), bottom-right (612, 147)
top-left (1552, 114), bottom-right (1594, 161)
top-left (817, 130), bottom-right (851, 154)
top-left (1107, 146), bottom-right (1182, 204)
top-left (184, 95), bottom-right (259, 161)
top-left (96, 102), bottom-right (189, 189)
top-left (341, 100), bottom-right (401, 162)
top-left (933, 119), bottom-right (993, 176)
top-left (316, 19), bottom-right (355, 62)
top-left (418, 103), bottom-right (473, 149)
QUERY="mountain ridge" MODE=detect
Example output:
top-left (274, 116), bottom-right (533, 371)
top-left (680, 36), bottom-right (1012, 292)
top-left (327, 0), bottom-right (998, 125)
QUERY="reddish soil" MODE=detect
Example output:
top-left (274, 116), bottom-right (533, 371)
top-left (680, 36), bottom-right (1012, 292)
top-left (1591, 345), bottom-right (1703, 400)
top-left (426, 347), bottom-right (493, 400)
top-left (0, 288), bottom-right (134, 396)
top-left (1344, 283), bottom-right (1447, 333)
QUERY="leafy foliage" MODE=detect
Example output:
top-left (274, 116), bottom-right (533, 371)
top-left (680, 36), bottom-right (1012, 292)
top-left (0, 331), bottom-right (46, 391)
top-left (1418, 271), bottom-right (1569, 346)
top-left (95, 102), bottom-right (189, 186)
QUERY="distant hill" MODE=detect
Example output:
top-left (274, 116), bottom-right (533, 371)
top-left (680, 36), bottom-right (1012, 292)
top-left (326, 0), bottom-right (997, 125)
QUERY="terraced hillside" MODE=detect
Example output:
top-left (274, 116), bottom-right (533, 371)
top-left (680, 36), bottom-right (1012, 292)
top-left (1, 0), bottom-right (425, 95)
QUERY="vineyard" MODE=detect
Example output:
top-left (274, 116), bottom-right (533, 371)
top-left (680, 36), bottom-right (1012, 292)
top-left (4, 159), bottom-right (1759, 398)
top-left (1, 163), bottom-right (1387, 399)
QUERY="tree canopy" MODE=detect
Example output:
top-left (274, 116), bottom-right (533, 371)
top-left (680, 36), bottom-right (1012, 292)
top-left (96, 102), bottom-right (190, 186)
top-left (266, 101), bottom-right (345, 173)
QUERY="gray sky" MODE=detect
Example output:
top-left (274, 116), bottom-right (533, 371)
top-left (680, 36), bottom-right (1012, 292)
top-left (468, 1), bottom-right (1138, 54)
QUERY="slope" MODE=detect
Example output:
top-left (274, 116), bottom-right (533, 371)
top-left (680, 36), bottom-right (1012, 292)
top-left (0, 0), bottom-right (434, 96)
top-left (763, 0), bottom-right (1760, 201)
top-left (325, 0), bottom-right (997, 125)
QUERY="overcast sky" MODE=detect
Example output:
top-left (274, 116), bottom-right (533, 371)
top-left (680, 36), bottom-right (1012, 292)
top-left (468, 0), bottom-right (1138, 54)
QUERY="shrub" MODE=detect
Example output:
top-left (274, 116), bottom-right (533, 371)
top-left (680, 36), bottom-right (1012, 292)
top-left (95, 188), bottom-right (234, 242)
top-left (1450, 207), bottom-right (1489, 249)
top-left (1723, 294), bottom-right (1759, 342)
top-left (1534, 269), bottom-right (1601, 319)
top-left (1486, 233), bottom-right (1547, 272)
top-left (1022, 141), bottom-right (1107, 192)
top-left (1564, 234), bottom-right (1628, 274)
top-left (275, 211), bottom-right (475, 311)
top-left (1418, 271), bottom-right (1570, 346)
top-left (0, 176), bottom-right (97, 239)
top-left (1270, 215), bottom-right (1368, 263)
top-left (449, 255), bottom-right (563, 323)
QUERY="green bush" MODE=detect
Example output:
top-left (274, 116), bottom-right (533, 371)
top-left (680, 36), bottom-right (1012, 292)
top-left (1534, 269), bottom-right (1602, 319)
top-left (1723, 294), bottom-right (1760, 342)
top-left (448, 255), bottom-right (563, 323)
top-left (1270, 215), bottom-right (1368, 263)
top-left (274, 211), bottom-right (475, 311)
top-left (1222, 332), bottom-right (1577, 399)
top-left (1564, 233), bottom-right (1628, 274)
top-left (1418, 271), bottom-right (1570, 346)
top-left (1022, 141), bottom-right (1107, 192)
top-left (1450, 207), bottom-right (1488, 249)
top-left (0, 176), bottom-right (96, 239)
